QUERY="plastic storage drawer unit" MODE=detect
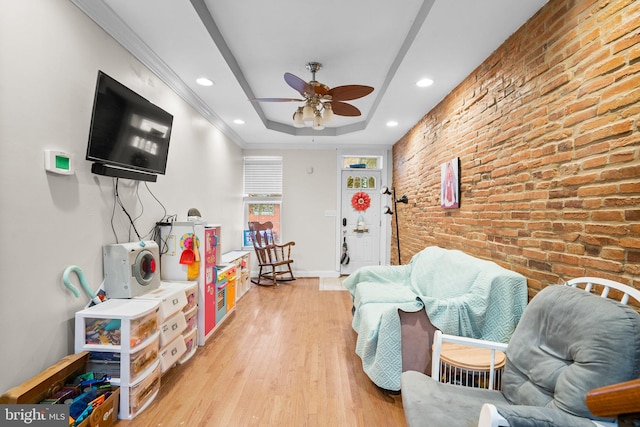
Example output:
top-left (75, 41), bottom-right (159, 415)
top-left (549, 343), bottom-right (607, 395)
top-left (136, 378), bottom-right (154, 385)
top-left (161, 281), bottom-right (198, 310)
top-left (179, 328), bottom-right (198, 364)
top-left (159, 335), bottom-right (187, 372)
top-left (75, 299), bottom-right (160, 352)
top-left (87, 334), bottom-right (159, 385)
top-left (183, 305), bottom-right (198, 334)
top-left (119, 363), bottom-right (161, 420)
top-left (158, 311), bottom-right (187, 347)
top-left (136, 286), bottom-right (187, 322)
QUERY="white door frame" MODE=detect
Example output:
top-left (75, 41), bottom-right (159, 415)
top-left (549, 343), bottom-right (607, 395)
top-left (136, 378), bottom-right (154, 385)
top-left (335, 149), bottom-right (393, 274)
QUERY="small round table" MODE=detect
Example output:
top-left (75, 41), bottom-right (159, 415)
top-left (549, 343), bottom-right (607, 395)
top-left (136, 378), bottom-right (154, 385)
top-left (439, 342), bottom-right (506, 389)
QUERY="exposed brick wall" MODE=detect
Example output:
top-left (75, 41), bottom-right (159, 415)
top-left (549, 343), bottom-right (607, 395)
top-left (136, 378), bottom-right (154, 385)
top-left (392, 0), bottom-right (640, 299)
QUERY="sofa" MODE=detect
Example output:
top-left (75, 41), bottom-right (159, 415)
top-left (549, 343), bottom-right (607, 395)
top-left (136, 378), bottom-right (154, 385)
top-left (342, 246), bottom-right (528, 391)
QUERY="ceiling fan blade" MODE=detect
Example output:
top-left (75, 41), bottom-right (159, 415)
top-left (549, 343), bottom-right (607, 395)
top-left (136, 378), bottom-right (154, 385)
top-left (284, 72), bottom-right (311, 96)
top-left (250, 97), bottom-right (305, 102)
top-left (327, 85), bottom-right (374, 101)
top-left (330, 101), bottom-right (361, 117)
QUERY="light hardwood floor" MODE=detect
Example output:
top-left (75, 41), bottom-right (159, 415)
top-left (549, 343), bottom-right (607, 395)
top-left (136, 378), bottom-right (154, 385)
top-left (117, 278), bottom-right (406, 426)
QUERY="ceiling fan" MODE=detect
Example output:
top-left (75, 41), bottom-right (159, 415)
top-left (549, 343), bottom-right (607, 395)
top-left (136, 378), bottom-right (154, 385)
top-left (251, 62), bottom-right (374, 130)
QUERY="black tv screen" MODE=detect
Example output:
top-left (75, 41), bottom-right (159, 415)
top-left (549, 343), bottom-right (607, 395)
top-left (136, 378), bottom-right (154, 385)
top-left (86, 71), bottom-right (173, 176)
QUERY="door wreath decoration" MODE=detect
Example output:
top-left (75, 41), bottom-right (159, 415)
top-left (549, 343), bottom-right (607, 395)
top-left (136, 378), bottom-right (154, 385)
top-left (351, 192), bottom-right (371, 211)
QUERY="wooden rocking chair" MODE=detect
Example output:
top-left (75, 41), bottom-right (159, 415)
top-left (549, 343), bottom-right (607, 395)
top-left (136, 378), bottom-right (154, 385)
top-left (248, 221), bottom-right (296, 286)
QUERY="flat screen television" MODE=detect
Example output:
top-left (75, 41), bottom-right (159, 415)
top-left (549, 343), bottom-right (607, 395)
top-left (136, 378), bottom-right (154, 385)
top-left (86, 71), bottom-right (173, 181)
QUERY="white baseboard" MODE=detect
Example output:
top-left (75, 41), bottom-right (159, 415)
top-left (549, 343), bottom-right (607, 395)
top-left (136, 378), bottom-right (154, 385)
top-left (249, 270), bottom-right (340, 279)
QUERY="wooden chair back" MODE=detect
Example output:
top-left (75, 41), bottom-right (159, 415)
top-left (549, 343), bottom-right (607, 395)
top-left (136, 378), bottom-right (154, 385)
top-left (248, 221), bottom-right (275, 265)
top-left (248, 221), bottom-right (295, 285)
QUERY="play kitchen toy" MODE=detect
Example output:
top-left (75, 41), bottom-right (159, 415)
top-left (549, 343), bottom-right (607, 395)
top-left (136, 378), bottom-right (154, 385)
top-left (159, 222), bottom-right (221, 346)
top-left (221, 250), bottom-right (251, 301)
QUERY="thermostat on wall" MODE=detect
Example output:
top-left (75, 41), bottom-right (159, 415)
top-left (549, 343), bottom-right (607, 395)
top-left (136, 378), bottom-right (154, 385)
top-left (44, 150), bottom-right (74, 175)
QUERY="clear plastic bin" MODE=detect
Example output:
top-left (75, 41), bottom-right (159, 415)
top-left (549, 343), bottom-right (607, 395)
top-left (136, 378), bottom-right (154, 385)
top-left (179, 328), bottom-right (198, 364)
top-left (75, 299), bottom-right (160, 352)
top-left (126, 335), bottom-right (159, 383)
top-left (88, 334), bottom-right (159, 386)
top-left (119, 363), bottom-right (160, 419)
top-left (183, 306), bottom-right (198, 334)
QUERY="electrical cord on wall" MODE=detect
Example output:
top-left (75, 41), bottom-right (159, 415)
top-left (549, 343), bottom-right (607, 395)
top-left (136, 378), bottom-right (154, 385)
top-left (153, 221), bottom-right (173, 256)
top-left (142, 181), bottom-right (177, 254)
top-left (142, 181), bottom-right (172, 240)
top-left (110, 179), bottom-right (119, 243)
top-left (130, 181), bottom-right (144, 242)
top-left (145, 181), bottom-right (177, 256)
top-left (112, 177), bottom-right (142, 242)
top-left (110, 177), bottom-right (176, 246)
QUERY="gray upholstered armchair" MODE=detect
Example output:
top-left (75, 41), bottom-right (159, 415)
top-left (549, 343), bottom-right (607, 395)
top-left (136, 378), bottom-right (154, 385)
top-left (401, 280), bottom-right (640, 427)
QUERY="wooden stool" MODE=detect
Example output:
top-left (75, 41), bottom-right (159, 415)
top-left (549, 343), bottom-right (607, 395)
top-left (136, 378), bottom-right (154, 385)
top-left (439, 342), bottom-right (506, 390)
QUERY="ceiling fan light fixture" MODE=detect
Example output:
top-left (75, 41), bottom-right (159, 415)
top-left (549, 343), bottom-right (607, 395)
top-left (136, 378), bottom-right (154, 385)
top-left (322, 103), bottom-right (334, 123)
top-left (302, 103), bottom-right (315, 122)
top-left (312, 111), bottom-right (324, 130)
top-left (252, 62), bottom-right (374, 131)
top-left (293, 107), bottom-right (304, 127)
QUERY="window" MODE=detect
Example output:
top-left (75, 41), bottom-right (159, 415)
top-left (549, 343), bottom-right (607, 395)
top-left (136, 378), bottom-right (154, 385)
top-left (244, 156), bottom-right (283, 245)
top-left (342, 156), bottom-right (382, 169)
top-left (346, 175), bottom-right (377, 189)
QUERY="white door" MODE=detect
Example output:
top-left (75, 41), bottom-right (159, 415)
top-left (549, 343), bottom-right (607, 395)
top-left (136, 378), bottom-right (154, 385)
top-left (340, 170), bottom-right (381, 275)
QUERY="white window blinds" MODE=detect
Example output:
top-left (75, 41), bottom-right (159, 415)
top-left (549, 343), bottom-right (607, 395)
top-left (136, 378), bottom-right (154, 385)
top-left (243, 156), bottom-right (283, 196)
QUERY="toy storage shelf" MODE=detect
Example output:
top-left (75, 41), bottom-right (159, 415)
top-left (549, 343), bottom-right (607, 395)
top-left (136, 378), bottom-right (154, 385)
top-left (158, 223), bottom-right (220, 347)
top-left (137, 284), bottom-right (191, 373)
top-left (221, 250), bottom-right (251, 301)
top-left (179, 327), bottom-right (198, 364)
top-left (160, 281), bottom-right (199, 365)
top-left (75, 298), bottom-right (161, 420)
top-left (75, 299), bottom-right (160, 353)
top-left (118, 363), bottom-right (161, 420)
top-left (88, 335), bottom-right (160, 386)
top-left (135, 285), bottom-right (188, 323)
top-left (159, 336), bottom-right (187, 371)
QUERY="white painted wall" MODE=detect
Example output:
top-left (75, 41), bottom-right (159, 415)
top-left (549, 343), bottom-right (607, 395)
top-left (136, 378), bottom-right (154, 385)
top-left (0, 1), bottom-right (244, 392)
top-left (244, 149), bottom-right (339, 276)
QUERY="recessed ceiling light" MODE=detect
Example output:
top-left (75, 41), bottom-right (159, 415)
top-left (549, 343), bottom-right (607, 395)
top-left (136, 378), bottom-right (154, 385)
top-left (416, 78), bottom-right (434, 87)
top-left (233, 119), bottom-right (245, 125)
top-left (386, 121), bottom-right (398, 127)
top-left (196, 77), bottom-right (214, 86)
